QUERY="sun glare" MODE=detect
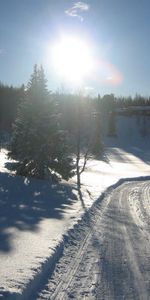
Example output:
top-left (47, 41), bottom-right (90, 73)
top-left (51, 35), bottom-right (94, 84)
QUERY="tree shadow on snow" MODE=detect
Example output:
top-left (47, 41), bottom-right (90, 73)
top-left (0, 172), bottom-right (77, 253)
top-left (122, 146), bottom-right (150, 165)
top-left (107, 145), bottom-right (150, 165)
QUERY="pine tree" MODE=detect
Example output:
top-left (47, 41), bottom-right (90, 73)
top-left (9, 65), bottom-right (75, 180)
top-left (107, 111), bottom-right (117, 137)
top-left (91, 98), bottom-right (105, 159)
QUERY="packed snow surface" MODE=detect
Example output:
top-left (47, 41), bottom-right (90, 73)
top-left (35, 180), bottom-right (150, 300)
top-left (0, 144), bottom-right (149, 299)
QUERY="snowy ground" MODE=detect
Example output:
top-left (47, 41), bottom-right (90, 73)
top-left (34, 180), bottom-right (150, 300)
top-left (0, 145), bottom-right (150, 299)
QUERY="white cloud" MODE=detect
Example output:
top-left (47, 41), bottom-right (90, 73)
top-left (73, 2), bottom-right (89, 11)
top-left (65, 1), bottom-right (90, 22)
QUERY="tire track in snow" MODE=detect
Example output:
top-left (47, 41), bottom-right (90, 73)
top-left (34, 193), bottom-right (111, 300)
top-left (120, 184), bottom-right (149, 300)
top-left (122, 224), bottom-right (148, 300)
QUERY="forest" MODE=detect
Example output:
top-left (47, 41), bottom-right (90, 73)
top-left (0, 65), bottom-right (150, 183)
top-left (0, 80), bottom-right (150, 134)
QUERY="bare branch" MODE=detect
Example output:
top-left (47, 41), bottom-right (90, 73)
top-left (79, 147), bottom-right (89, 175)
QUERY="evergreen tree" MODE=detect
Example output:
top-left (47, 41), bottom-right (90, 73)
top-left (0, 83), bottom-right (23, 131)
top-left (107, 111), bottom-right (117, 137)
top-left (9, 65), bottom-right (74, 180)
top-left (91, 98), bottom-right (105, 158)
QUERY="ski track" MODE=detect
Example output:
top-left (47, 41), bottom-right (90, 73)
top-left (34, 180), bottom-right (150, 300)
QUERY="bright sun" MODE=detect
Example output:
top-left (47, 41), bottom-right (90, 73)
top-left (51, 35), bottom-right (94, 84)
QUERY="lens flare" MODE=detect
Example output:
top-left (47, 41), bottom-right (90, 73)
top-left (94, 59), bottom-right (123, 86)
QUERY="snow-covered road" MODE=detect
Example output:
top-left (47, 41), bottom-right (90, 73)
top-left (35, 180), bottom-right (150, 300)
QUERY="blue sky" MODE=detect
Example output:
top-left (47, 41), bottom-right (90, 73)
top-left (0, 0), bottom-right (150, 96)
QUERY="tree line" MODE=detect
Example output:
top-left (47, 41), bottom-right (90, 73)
top-left (0, 81), bottom-right (150, 134)
top-left (0, 65), bottom-right (150, 184)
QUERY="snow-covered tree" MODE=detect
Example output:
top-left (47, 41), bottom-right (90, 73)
top-left (9, 65), bottom-right (75, 180)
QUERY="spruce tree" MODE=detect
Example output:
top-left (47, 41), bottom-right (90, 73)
top-left (9, 65), bottom-right (74, 180)
top-left (107, 111), bottom-right (117, 137)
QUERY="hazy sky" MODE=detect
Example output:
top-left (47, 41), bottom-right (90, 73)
top-left (0, 0), bottom-right (150, 96)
